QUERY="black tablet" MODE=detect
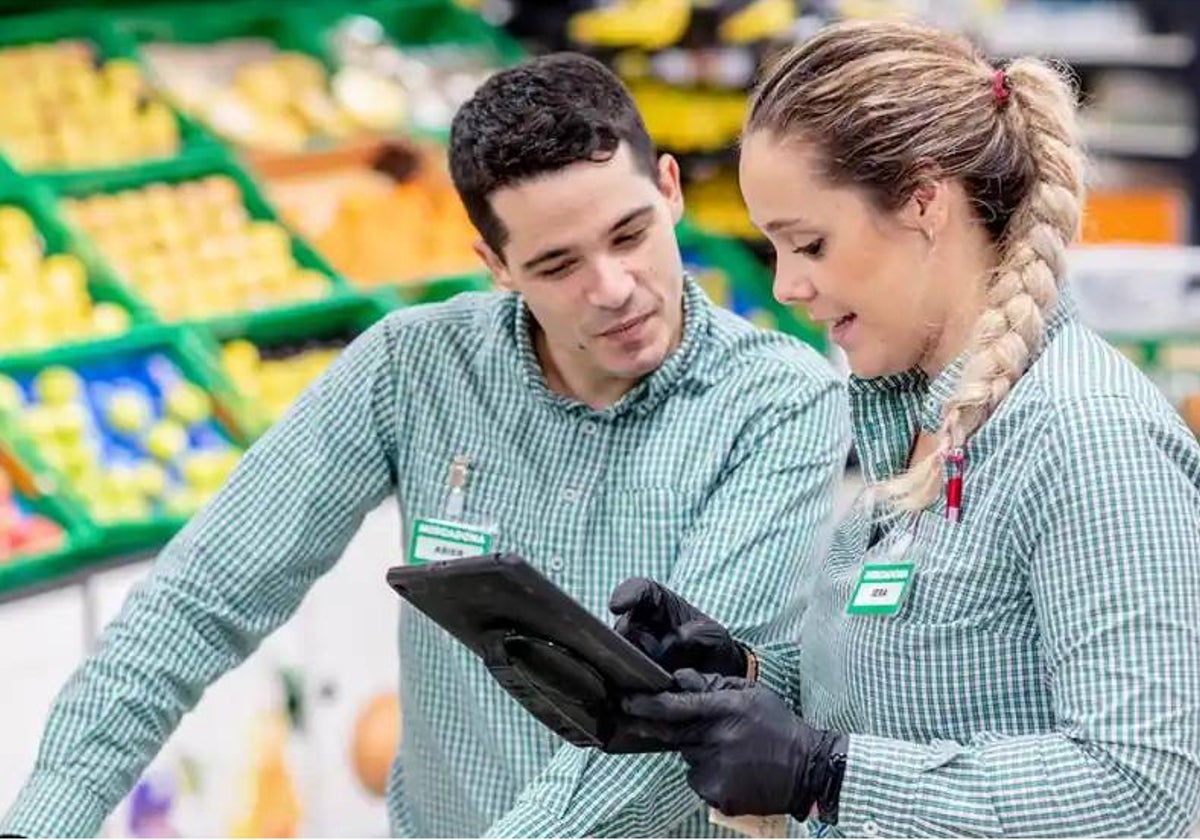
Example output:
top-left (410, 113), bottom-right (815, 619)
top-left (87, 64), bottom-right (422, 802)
top-left (387, 553), bottom-right (674, 753)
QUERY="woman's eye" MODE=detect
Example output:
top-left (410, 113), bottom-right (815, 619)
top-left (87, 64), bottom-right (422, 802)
top-left (793, 238), bottom-right (825, 257)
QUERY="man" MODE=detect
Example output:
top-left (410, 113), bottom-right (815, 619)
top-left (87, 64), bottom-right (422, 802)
top-left (1, 54), bottom-right (847, 837)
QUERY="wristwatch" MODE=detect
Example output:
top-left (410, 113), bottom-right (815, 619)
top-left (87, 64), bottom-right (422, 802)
top-left (743, 645), bottom-right (760, 682)
top-left (816, 739), bottom-right (849, 825)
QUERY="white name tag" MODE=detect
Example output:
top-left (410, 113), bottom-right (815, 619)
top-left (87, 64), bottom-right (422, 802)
top-left (846, 562), bottom-right (914, 616)
top-left (408, 517), bottom-right (494, 565)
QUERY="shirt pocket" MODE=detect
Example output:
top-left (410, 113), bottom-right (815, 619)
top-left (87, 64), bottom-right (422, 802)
top-left (842, 511), bottom-right (1037, 742)
top-left (403, 450), bottom-right (536, 557)
top-left (894, 510), bottom-right (1027, 628)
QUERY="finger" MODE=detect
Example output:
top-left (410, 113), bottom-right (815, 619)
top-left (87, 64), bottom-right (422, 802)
top-left (619, 716), bottom-right (687, 747)
top-left (620, 626), bottom-right (667, 660)
top-left (622, 687), bottom-right (728, 723)
top-left (609, 577), bottom-right (659, 616)
top-left (672, 668), bottom-right (752, 693)
top-left (610, 580), bottom-right (697, 636)
top-left (662, 620), bottom-right (734, 671)
top-left (674, 619), bottom-right (734, 653)
top-left (622, 716), bottom-right (718, 750)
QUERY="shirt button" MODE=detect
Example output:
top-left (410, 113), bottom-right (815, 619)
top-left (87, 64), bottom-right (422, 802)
top-left (862, 819), bottom-right (880, 837)
top-left (561, 487), bottom-right (580, 503)
top-left (549, 556), bottom-right (565, 573)
top-left (582, 421), bottom-right (598, 436)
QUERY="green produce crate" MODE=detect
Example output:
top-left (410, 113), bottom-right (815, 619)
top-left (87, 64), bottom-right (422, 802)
top-left (0, 411), bottom-right (99, 599)
top-left (200, 292), bottom-right (393, 438)
top-left (310, 0), bottom-right (524, 64)
top-left (34, 149), bottom-right (357, 333)
top-left (203, 290), bottom-right (391, 345)
top-left (305, 0), bottom-right (523, 141)
top-left (114, 3), bottom-right (363, 152)
top-left (0, 323), bottom-right (258, 556)
top-left (0, 179), bottom-right (156, 365)
top-left (114, 1), bottom-right (335, 70)
top-left (0, 11), bottom-right (217, 176)
top-left (383, 270), bottom-right (492, 308)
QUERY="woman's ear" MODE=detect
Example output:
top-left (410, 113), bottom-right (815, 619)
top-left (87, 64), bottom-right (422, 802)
top-left (898, 177), bottom-right (950, 243)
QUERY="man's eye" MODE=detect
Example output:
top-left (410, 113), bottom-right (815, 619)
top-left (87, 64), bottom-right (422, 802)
top-left (541, 262), bottom-right (574, 278)
top-left (614, 228), bottom-right (648, 248)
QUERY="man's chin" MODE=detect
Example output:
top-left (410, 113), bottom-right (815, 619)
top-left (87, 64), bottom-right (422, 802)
top-left (603, 344), bottom-right (670, 381)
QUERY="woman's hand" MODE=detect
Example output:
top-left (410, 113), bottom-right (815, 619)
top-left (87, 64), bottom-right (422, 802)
top-left (610, 578), bottom-right (748, 678)
top-left (622, 669), bottom-right (848, 823)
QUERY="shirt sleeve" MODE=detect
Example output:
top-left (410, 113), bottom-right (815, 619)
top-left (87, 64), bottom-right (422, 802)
top-left (835, 395), bottom-right (1200, 838)
top-left (485, 368), bottom-right (850, 838)
top-left (1, 319), bottom-right (404, 838)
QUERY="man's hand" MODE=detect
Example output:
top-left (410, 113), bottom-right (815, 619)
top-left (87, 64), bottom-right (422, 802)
top-left (610, 578), bottom-right (748, 678)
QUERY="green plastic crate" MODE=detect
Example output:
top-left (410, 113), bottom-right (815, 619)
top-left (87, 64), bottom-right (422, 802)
top-left (203, 290), bottom-right (391, 345)
top-left (0, 179), bottom-right (157, 366)
top-left (309, 0), bottom-right (524, 64)
top-left (0, 11), bottom-right (218, 176)
top-left (0, 410), bottom-right (99, 598)
top-left (34, 149), bottom-right (358, 333)
top-left (199, 292), bottom-right (393, 438)
top-left (304, 0), bottom-right (523, 142)
top-left (0, 323), bottom-right (258, 556)
top-left (114, 1), bottom-right (336, 70)
top-left (384, 270), bottom-right (492, 307)
top-left (114, 3), bottom-right (365, 153)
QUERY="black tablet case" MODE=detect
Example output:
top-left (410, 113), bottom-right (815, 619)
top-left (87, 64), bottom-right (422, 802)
top-left (387, 553), bottom-right (674, 752)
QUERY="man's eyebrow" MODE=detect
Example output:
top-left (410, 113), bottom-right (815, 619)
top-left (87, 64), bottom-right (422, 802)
top-left (610, 205), bottom-right (654, 233)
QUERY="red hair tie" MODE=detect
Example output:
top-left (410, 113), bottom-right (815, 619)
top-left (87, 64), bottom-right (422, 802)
top-left (992, 68), bottom-right (1011, 107)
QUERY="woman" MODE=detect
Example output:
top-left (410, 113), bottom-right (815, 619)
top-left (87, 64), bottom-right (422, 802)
top-left (612, 18), bottom-right (1200, 837)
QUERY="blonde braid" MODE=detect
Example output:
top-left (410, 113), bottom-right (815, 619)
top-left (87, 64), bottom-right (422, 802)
top-left (880, 59), bottom-right (1087, 513)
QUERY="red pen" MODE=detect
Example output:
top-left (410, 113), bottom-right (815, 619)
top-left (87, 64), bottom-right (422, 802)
top-left (944, 447), bottom-right (965, 523)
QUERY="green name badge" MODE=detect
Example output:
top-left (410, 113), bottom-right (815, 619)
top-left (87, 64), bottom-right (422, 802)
top-left (846, 562), bottom-right (914, 616)
top-left (408, 517), bottom-right (494, 565)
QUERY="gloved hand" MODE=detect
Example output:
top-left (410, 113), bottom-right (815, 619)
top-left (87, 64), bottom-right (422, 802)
top-left (610, 578), bottom-right (747, 678)
top-left (622, 669), bottom-right (848, 823)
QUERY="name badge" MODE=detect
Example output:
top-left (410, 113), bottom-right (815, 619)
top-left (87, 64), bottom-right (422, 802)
top-left (408, 517), bottom-right (494, 565)
top-left (846, 562), bottom-right (914, 615)
top-left (846, 526), bottom-right (915, 616)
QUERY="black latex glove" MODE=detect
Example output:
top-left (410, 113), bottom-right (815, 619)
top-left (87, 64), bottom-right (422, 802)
top-left (610, 578), bottom-right (747, 678)
top-left (623, 669), bottom-right (848, 823)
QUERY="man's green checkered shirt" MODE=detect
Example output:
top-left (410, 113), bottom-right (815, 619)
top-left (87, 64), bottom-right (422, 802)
top-left (2, 278), bottom-right (848, 837)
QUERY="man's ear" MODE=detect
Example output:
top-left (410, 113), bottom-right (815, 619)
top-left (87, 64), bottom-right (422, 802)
top-left (657, 153), bottom-right (685, 224)
top-left (474, 240), bottom-right (513, 291)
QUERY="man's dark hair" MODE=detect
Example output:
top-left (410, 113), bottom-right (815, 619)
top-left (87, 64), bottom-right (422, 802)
top-left (449, 52), bottom-right (658, 257)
